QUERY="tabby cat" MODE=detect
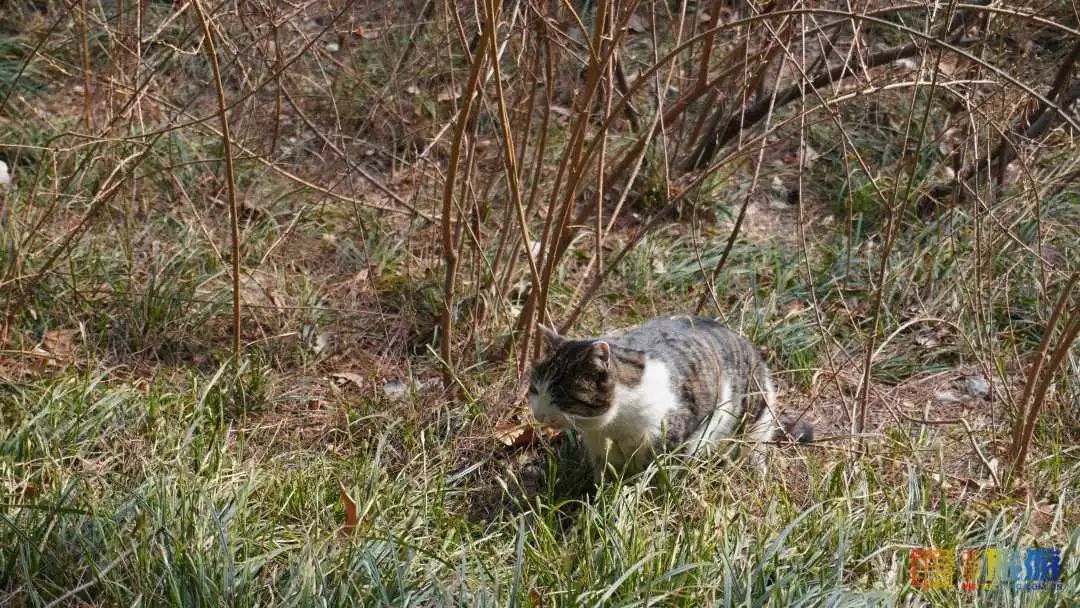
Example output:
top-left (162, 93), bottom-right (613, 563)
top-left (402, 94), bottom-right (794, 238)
top-left (528, 316), bottom-right (811, 479)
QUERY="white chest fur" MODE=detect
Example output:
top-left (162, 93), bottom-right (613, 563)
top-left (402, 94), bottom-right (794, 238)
top-left (576, 358), bottom-right (680, 473)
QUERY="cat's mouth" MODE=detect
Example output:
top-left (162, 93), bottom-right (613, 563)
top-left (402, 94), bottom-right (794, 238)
top-left (532, 410), bottom-right (571, 428)
top-left (557, 408), bottom-right (614, 429)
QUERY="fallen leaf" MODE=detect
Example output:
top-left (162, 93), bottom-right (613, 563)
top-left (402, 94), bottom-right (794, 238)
top-left (494, 422), bottom-right (534, 447)
top-left (353, 25), bottom-right (380, 39)
top-left (494, 421), bottom-right (562, 448)
top-left (437, 88), bottom-right (461, 103)
top-left (42, 329), bottom-right (78, 364)
top-left (339, 481), bottom-right (359, 533)
top-left (846, 299), bottom-right (871, 318)
top-left (914, 332), bottom-right (940, 348)
top-left (930, 473), bottom-right (953, 490)
top-left (330, 371), bottom-right (366, 389)
top-left (782, 300), bottom-right (805, 318)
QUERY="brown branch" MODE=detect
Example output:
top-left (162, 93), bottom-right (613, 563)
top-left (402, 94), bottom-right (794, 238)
top-left (192, 0), bottom-right (242, 357)
top-left (920, 77), bottom-right (1080, 213)
top-left (687, 33), bottom-right (962, 170)
top-left (1008, 272), bottom-right (1079, 483)
top-left (438, 0), bottom-right (498, 383)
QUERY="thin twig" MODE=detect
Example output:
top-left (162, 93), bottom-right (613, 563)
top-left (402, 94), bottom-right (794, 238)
top-left (192, 0), bottom-right (242, 358)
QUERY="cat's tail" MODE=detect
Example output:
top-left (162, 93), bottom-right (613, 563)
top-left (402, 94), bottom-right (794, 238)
top-left (775, 415), bottom-right (814, 444)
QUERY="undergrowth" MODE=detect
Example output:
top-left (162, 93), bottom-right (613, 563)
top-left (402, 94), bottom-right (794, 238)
top-left (1, 1), bottom-right (1077, 606)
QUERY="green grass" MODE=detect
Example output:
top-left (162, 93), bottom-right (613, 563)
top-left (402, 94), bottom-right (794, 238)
top-left (3, 126), bottom-right (1075, 607)
top-left (2, 370), bottom-right (1077, 605)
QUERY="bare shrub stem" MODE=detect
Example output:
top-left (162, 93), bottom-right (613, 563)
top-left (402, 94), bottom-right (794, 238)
top-left (192, 0), bottom-right (243, 358)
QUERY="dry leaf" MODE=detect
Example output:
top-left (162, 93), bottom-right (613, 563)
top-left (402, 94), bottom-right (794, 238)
top-left (782, 300), bottom-right (805, 318)
top-left (239, 271), bottom-right (282, 307)
top-left (353, 25), bottom-right (380, 39)
top-left (914, 332), bottom-right (940, 348)
top-left (846, 299), bottom-right (871, 318)
top-left (930, 473), bottom-right (953, 490)
top-left (436, 88), bottom-right (461, 103)
top-left (494, 421), bottom-right (561, 448)
top-left (330, 371), bottom-right (366, 389)
top-left (339, 481), bottom-right (359, 533)
top-left (494, 422), bottom-right (534, 447)
top-left (42, 329), bottom-right (77, 364)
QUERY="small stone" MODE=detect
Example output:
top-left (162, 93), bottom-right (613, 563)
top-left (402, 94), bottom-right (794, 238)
top-left (324, 41), bottom-right (340, 53)
top-left (382, 380), bottom-right (408, 401)
top-left (963, 374), bottom-right (991, 399)
top-left (314, 332), bottom-right (330, 355)
top-left (767, 196), bottom-right (790, 210)
top-left (934, 389), bottom-right (962, 403)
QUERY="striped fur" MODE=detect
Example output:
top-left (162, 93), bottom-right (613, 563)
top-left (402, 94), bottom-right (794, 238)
top-left (528, 316), bottom-right (811, 478)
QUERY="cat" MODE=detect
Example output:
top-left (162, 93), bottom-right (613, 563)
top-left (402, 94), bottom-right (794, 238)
top-left (527, 316), bottom-right (811, 479)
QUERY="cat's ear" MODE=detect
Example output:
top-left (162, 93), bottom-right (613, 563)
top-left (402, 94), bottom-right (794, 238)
top-left (537, 324), bottom-right (565, 352)
top-left (591, 341), bottom-right (611, 368)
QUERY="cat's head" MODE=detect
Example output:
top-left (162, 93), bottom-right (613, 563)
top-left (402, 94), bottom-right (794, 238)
top-left (527, 326), bottom-right (618, 427)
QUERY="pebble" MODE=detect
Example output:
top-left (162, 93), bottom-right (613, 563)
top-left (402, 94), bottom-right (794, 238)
top-left (934, 389), bottom-right (962, 403)
top-left (964, 374), bottom-right (991, 399)
top-left (382, 380), bottom-right (409, 401)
